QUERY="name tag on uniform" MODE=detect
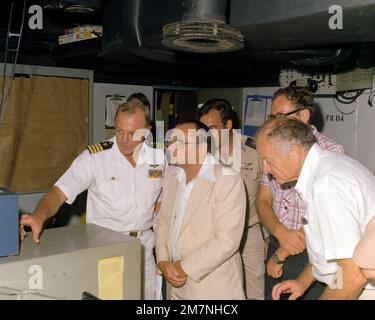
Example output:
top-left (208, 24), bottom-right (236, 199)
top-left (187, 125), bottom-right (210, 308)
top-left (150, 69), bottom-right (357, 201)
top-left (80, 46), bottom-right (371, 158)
top-left (240, 162), bottom-right (253, 171)
top-left (148, 164), bottom-right (163, 179)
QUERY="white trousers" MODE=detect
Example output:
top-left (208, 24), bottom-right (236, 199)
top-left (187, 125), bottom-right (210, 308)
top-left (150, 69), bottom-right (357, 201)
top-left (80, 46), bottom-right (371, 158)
top-left (240, 224), bottom-right (265, 300)
top-left (139, 229), bottom-right (162, 300)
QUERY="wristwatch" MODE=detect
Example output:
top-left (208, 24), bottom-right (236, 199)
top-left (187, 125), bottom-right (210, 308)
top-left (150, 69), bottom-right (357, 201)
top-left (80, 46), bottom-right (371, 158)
top-left (271, 254), bottom-right (285, 265)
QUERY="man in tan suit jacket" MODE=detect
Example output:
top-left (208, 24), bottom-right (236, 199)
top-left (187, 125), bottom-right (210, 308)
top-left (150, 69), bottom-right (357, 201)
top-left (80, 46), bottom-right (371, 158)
top-left (155, 120), bottom-right (246, 300)
top-left (199, 99), bottom-right (264, 300)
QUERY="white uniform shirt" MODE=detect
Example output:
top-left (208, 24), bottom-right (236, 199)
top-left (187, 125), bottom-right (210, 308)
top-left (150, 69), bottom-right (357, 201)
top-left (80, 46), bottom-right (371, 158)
top-left (55, 137), bottom-right (165, 233)
top-left (171, 154), bottom-right (218, 261)
top-left (295, 143), bottom-right (375, 288)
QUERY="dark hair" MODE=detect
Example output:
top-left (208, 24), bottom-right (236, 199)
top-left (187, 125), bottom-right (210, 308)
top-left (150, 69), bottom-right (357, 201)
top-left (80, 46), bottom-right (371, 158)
top-left (272, 86), bottom-right (315, 115)
top-left (174, 119), bottom-right (214, 153)
top-left (198, 98), bottom-right (240, 129)
top-left (127, 92), bottom-right (150, 107)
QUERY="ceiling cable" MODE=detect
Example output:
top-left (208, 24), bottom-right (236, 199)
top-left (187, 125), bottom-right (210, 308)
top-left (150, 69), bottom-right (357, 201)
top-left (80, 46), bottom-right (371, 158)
top-left (0, 1), bottom-right (14, 124)
top-left (0, 0), bottom-right (27, 130)
top-left (332, 88), bottom-right (365, 115)
top-left (335, 89), bottom-right (364, 104)
top-left (368, 89), bottom-right (375, 107)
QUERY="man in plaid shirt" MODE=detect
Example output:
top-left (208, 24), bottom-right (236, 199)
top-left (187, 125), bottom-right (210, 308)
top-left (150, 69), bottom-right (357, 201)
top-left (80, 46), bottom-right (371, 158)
top-left (256, 86), bottom-right (344, 300)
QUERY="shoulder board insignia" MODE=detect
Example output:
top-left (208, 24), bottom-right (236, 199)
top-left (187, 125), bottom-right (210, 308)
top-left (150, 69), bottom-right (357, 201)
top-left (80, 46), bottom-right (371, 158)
top-left (87, 141), bottom-right (113, 154)
top-left (245, 137), bottom-right (256, 150)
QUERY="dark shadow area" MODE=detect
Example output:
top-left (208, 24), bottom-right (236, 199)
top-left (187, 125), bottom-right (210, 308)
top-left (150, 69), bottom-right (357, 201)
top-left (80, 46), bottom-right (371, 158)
top-left (310, 103), bottom-right (324, 132)
top-left (49, 191), bottom-right (87, 228)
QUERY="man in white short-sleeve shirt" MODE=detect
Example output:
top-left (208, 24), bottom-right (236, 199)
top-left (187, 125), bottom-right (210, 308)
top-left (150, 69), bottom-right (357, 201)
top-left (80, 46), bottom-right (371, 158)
top-left (20, 100), bottom-right (165, 300)
top-left (256, 117), bottom-right (375, 300)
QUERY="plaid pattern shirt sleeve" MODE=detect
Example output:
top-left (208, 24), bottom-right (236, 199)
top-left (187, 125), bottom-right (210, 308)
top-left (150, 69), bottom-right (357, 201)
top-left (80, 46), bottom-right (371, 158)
top-left (311, 126), bottom-right (344, 154)
top-left (260, 172), bottom-right (270, 186)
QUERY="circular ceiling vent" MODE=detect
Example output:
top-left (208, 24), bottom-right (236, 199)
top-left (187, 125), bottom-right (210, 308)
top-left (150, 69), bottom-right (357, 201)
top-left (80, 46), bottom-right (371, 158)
top-left (63, 4), bottom-right (94, 14)
top-left (162, 20), bottom-right (244, 53)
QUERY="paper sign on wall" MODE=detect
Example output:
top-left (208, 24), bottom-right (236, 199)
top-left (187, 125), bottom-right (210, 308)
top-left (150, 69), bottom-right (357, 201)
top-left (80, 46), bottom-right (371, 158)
top-left (243, 95), bottom-right (272, 136)
top-left (98, 256), bottom-right (124, 300)
top-left (105, 94), bottom-right (127, 128)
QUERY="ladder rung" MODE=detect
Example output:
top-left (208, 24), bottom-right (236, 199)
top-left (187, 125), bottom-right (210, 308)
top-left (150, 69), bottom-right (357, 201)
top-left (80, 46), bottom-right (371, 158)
top-left (8, 32), bottom-right (20, 38)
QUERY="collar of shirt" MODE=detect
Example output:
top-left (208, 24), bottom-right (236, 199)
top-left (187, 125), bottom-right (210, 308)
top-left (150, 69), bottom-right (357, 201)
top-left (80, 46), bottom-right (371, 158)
top-left (215, 131), bottom-right (244, 164)
top-left (311, 125), bottom-right (318, 136)
top-left (295, 143), bottom-right (324, 201)
top-left (169, 153), bottom-right (218, 184)
top-left (240, 133), bottom-right (248, 152)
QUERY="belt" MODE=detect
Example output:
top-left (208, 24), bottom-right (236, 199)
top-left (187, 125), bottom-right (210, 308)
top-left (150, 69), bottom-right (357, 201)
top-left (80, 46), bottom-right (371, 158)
top-left (125, 228), bottom-right (153, 238)
top-left (128, 230), bottom-right (143, 238)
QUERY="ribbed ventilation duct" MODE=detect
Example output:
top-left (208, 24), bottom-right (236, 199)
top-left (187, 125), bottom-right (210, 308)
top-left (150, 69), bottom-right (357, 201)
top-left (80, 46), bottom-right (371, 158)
top-left (41, 0), bottom-right (103, 12)
top-left (162, 0), bottom-right (244, 53)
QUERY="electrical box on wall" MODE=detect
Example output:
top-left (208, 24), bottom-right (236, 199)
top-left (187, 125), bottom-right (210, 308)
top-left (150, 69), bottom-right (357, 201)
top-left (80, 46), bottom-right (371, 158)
top-left (0, 224), bottom-right (141, 300)
top-left (336, 68), bottom-right (373, 92)
top-left (280, 69), bottom-right (337, 95)
top-left (280, 68), bottom-right (373, 94)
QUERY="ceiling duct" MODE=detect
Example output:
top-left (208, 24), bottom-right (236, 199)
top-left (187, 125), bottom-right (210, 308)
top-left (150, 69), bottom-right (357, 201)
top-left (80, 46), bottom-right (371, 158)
top-left (63, 4), bottom-right (94, 14)
top-left (162, 0), bottom-right (244, 53)
top-left (41, 1), bottom-right (103, 13)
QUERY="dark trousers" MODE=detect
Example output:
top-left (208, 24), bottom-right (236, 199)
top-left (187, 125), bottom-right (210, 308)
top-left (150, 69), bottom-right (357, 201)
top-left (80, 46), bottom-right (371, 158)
top-left (265, 236), bottom-right (326, 300)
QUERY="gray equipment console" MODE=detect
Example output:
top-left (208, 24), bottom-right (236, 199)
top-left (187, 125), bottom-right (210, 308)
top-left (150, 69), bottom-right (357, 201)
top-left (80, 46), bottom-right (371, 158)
top-left (0, 223), bottom-right (141, 300)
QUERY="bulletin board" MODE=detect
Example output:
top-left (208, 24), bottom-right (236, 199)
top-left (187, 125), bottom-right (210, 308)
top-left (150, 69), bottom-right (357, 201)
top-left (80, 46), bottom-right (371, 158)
top-left (0, 74), bottom-right (89, 193)
top-left (243, 94), bottom-right (272, 136)
top-left (105, 94), bottom-right (126, 128)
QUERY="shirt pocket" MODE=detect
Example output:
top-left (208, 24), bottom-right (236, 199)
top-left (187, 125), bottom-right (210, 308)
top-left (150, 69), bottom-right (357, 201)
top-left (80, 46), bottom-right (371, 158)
top-left (96, 179), bottom-right (129, 206)
top-left (137, 177), bottom-right (163, 209)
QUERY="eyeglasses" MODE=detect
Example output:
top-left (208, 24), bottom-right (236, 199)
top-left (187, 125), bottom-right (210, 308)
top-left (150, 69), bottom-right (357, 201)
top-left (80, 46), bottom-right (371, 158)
top-left (164, 139), bottom-right (198, 148)
top-left (267, 108), bottom-right (304, 120)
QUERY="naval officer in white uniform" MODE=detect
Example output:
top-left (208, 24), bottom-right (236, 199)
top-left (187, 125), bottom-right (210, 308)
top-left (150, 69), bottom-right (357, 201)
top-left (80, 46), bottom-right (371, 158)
top-left (20, 100), bottom-right (165, 300)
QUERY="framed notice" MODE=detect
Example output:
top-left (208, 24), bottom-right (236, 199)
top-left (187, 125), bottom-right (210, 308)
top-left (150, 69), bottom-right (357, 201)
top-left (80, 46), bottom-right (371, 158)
top-left (105, 94), bottom-right (127, 128)
top-left (243, 94), bottom-right (272, 136)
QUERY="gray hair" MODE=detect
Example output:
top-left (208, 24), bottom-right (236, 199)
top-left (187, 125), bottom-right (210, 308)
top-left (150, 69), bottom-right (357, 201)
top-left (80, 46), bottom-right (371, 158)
top-left (115, 100), bottom-right (150, 126)
top-left (256, 118), bottom-right (316, 154)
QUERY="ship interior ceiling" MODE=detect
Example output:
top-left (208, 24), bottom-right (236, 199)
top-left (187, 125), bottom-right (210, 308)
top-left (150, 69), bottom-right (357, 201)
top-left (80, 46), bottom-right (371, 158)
top-left (1, 0), bottom-right (375, 87)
